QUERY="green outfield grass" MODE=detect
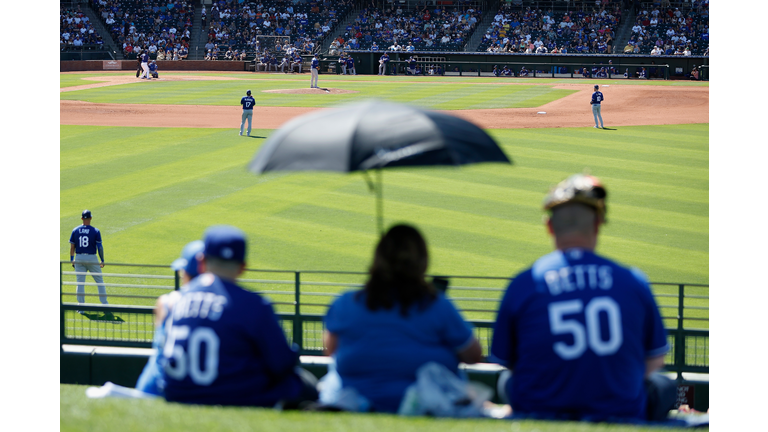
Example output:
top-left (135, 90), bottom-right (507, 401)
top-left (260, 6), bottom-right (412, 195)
top-left (60, 123), bottom-right (708, 282)
top-left (60, 384), bottom-right (694, 432)
top-left (60, 73), bottom-right (115, 88)
top-left (61, 79), bottom-right (577, 109)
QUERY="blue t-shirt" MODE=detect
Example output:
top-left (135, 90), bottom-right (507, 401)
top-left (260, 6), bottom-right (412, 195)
top-left (490, 248), bottom-right (668, 421)
top-left (162, 273), bottom-right (302, 406)
top-left (241, 96), bottom-right (254, 109)
top-left (325, 290), bottom-right (474, 413)
top-left (69, 224), bottom-right (102, 255)
top-left (591, 91), bottom-right (604, 104)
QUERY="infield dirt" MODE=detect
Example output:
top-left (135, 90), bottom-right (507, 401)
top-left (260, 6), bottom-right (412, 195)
top-left (60, 74), bottom-right (708, 129)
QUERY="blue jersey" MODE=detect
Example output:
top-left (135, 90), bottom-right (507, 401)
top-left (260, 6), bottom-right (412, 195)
top-left (311, 58), bottom-right (319, 69)
top-left (69, 225), bottom-right (102, 255)
top-left (141, 52), bottom-right (149, 63)
top-left (346, 57), bottom-right (354, 67)
top-left (162, 274), bottom-right (303, 406)
top-left (490, 248), bottom-right (668, 421)
top-left (325, 291), bottom-right (473, 413)
top-left (241, 96), bottom-right (255, 110)
top-left (149, 63), bottom-right (157, 72)
top-left (591, 91), bottom-right (604, 104)
top-left (380, 54), bottom-right (389, 63)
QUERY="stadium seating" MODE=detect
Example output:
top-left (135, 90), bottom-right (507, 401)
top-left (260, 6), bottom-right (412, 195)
top-left (630, 2), bottom-right (709, 56)
top-left (201, 0), bottom-right (352, 59)
top-left (61, 6), bottom-right (105, 51)
top-left (340, 3), bottom-right (484, 53)
top-left (478, 5), bottom-right (622, 54)
top-left (90, 0), bottom-right (195, 59)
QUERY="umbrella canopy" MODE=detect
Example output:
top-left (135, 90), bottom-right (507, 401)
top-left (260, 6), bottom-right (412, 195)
top-left (248, 100), bottom-right (511, 173)
top-left (247, 100), bottom-right (512, 234)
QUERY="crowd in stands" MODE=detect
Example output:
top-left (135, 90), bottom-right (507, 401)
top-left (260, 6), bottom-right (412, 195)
top-left (479, 4), bottom-right (622, 54)
top-left (61, 6), bottom-right (105, 50)
top-left (329, 2), bottom-right (484, 53)
top-left (625, 1), bottom-right (708, 56)
top-left (201, 0), bottom-right (353, 60)
top-left (90, 0), bottom-right (195, 59)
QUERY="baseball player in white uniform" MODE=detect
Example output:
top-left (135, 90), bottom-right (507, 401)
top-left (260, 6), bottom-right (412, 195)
top-left (140, 51), bottom-right (150, 80)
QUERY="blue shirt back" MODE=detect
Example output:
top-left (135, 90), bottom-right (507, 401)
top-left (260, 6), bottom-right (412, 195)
top-left (325, 291), bottom-right (473, 412)
top-left (311, 58), bottom-right (319, 69)
top-left (490, 248), bottom-right (668, 421)
top-left (591, 91), bottom-right (604, 104)
top-left (69, 225), bottom-right (102, 255)
top-left (162, 274), bottom-right (302, 406)
top-left (241, 96), bottom-right (255, 109)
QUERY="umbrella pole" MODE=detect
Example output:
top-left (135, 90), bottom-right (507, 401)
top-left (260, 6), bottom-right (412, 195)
top-left (376, 168), bottom-right (384, 236)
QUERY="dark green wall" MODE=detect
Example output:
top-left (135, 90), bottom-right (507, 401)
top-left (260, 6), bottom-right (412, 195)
top-left (333, 52), bottom-right (708, 80)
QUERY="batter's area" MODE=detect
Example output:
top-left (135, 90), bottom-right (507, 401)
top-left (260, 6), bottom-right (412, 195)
top-left (60, 75), bottom-right (708, 129)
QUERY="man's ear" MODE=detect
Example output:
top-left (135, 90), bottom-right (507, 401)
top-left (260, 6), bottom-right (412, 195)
top-left (238, 262), bottom-right (247, 277)
top-left (545, 216), bottom-right (554, 236)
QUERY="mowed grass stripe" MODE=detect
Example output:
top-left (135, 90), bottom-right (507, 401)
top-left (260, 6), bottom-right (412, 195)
top-left (249, 179), bottom-right (707, 277)
top-left (60, 139), bottom-right (260, 216)
top-left (500, 140), bottom-right (708, 181)
top-left (492, 126), bottom-right (709, 167)
top-left (61, 127), bottom-right (244, 185)
top-left (353, 170), bottom-right (708, 236)
top-left (60, 125), bottom-right (707, 285)
top-left (61, 80), bottom-right (574, 110)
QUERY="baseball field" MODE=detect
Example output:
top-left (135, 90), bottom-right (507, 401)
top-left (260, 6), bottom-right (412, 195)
top-left (59, 71), bottom-right (709, 431)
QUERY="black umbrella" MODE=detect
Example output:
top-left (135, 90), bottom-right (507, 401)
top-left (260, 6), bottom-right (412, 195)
top-left (248, 100), bottom-right (512, 234)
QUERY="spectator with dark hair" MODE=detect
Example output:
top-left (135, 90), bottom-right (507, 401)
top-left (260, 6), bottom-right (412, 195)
top-left (322, 224), bottom-right (482, 413)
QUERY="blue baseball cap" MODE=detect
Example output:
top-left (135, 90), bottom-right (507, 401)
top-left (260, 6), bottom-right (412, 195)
top-left (82, 210), bottom-right (92, 219)
top-left (171, 240), bottom-right (205, 278)
top-left (203, 225), bottom-right (247, 263)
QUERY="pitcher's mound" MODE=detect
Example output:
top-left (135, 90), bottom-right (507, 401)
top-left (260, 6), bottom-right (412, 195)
top-left (263, 88), bottom-right (359, 94)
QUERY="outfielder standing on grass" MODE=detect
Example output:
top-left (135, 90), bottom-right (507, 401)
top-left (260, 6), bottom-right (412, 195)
top-left (310, 53), bottom-right (319, 88)
top-left (240, 89), bottom-right (255, 136)
top-left (591, 84), bottom-right (605, 128)
top-left (69, 210), bottom-right (109, 310)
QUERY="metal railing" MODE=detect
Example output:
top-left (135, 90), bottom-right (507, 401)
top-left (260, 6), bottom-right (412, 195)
top-left (60, 262), bottom-right (708, 379)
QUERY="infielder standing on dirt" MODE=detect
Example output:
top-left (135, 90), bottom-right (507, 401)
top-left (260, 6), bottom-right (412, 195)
top-left (240, 89), bottom-right (255, 136)
top-left (591, 84), bottom-right (604, 129)
top-left (69, 210), bottom-right (108, 308)
top-left (310, 54), bottom-right (320, 88)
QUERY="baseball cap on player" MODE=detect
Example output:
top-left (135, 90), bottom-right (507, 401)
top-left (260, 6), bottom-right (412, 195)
top-left (543, 174), bottom-right (607, 221)
top-left (246, 89), bottom-right (251, 95)
top-left (171, 240), bottom-right (205, 278)
top-left (203, 225), bottom-right (247, 263)
top-left (594, 84), bottom-right (599, 90)
top-left (82, 210), bottom-right (92, 219)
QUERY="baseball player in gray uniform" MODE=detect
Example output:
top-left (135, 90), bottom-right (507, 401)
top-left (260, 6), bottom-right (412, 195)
top-left (69, 210), bottom-right (109, 309)
top-left (591, 84), bottom-right (605, 129)
top-left (240, 90), bottom-right (255, 136)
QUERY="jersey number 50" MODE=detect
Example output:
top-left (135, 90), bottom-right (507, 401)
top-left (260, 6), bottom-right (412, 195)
top-left (548, 296), bottom-right (622, 360)
top-left (164, 325), bottom-right (220, 385)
